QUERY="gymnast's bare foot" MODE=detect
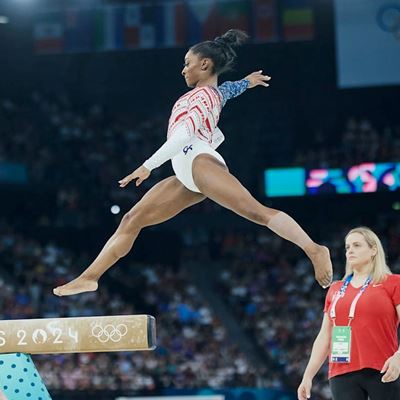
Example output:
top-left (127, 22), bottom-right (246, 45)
top-left (305, 244), bottom-right (333, 289)
top-left (53, 276), bottom-right (98, 296)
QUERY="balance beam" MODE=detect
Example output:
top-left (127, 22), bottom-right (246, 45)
top-left (0, 315), bottom-right (156, 399)
top-left (0, 315), bottom-right (156, 354)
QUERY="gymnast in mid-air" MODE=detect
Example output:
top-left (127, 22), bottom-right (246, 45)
top-left (54, 29), bottom-right (332, 297)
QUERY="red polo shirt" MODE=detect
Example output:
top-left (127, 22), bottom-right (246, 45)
top-left (324, 274), bottom-right (400, 378)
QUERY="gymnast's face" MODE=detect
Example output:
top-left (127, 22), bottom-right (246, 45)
top-left (182, 50), bottom-right (212, 87)
top-left (345, 232), bottom-right (376, 269)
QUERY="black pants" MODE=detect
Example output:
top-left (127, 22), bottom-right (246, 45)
top-left (330, 368), bottom-right (400, 400)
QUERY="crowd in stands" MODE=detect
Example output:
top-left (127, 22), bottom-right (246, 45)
top-left (0, 93), bottom-right (172, 228)
top-left (294, 117), bottom-right (400, 168)
top-left (2, 94), bottom-right (399, 230)
top-left (3, 215), bottom-right (398, 398)
top-left (0, 225), bottom-right (257, 392)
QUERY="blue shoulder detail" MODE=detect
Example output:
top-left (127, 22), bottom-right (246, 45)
top-left (218, 79), bottom-right (249, 107)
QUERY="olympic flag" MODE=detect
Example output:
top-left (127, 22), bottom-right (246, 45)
top-left (335, 0), bottom-right (400, 88)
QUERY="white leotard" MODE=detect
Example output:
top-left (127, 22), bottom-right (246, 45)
top-left (142, 80), bottom-right (248, 192)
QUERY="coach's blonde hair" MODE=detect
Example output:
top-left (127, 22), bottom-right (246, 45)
top-left (344, 227), bottom-right (391, 284)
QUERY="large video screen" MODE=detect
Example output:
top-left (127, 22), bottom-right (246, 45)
top-left (335, 0), bottom-right (400, 88)
top-left (264, 162), bottom-right (400, 197)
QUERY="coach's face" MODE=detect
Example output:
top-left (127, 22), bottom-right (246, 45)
top-left (345, 232), bottom-right (376, 268)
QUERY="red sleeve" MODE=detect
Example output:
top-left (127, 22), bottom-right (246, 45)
top-left (384, 274), bottom-right (400, 306)
top-left (323, 281), bottom-right (341, 313)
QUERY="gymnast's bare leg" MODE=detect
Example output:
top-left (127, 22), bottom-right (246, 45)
top-left (192, 155), bottom-right (332, 288)
top-left (53, 176), bottom-right (205, 296)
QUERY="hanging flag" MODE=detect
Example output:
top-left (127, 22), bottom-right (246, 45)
top-left (162, 1), bottom-right (187, 47)
top-left (205, 0), bottom-right (250, 38)
top-left (34, 12), bottom-right (64, 54)
top-left (93, 6), bottom-right (124, 51)
top-left (124, 3), bottom-right (140, 47)
top-left (282, 0), bottom-right (314, 41)
top-left (187, 0), bottom-right (250, 44)
top-left (64, 9), bottom-right (94, 52)
top-left (139, 5), bottom-right (157, 48)
top-left (253, 0), bottom-right (278, 42)
top-left (125, 3), bottom-right (157, 49)
top-left (187, 0), bottom-right (216, 43)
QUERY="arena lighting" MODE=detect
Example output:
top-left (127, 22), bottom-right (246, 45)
top-left (0, 16), bottom-right (9, 24)
top-left (393, 202), bottom-right (400, 211)
top-left (111, 204), bottom-right (121, 214)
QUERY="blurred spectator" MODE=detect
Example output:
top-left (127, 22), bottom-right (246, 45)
top-left (2, 95), bottom-right (399, 230)
top-left (294, 117), bottom-right (400, 168)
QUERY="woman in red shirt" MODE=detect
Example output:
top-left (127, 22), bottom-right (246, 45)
top-left (298, 226), bottom-right (400, 400)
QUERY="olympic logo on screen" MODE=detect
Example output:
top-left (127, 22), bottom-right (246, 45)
top-left (91, 323), bottom-right (128, 343)
top-left (376, 4), bottom-right (400, 39)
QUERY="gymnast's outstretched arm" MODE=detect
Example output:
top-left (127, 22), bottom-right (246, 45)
top-left (218, 70), bottom-right (270, 105)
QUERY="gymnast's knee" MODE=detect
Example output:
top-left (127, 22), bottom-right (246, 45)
top-left (120, 210), bottom-right (145, 233)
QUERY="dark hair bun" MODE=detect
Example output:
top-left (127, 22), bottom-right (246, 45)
top-left (217, 29), bottom-right (249, 48)
top-left (190, 29), bottom-right (249, 75)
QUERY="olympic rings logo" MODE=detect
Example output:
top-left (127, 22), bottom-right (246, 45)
top-left (91, 323), bottom-right (128, 343)
top-left (376, 4), bottom-right (400, 38)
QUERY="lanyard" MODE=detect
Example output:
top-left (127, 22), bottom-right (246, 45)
top-left (329, 273), bottom-right (371, 325)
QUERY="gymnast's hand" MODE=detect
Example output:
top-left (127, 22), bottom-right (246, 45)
top-left (119, 165), bottom-right (151, 187)
top-left (245, 70), bottom-right (271, 88)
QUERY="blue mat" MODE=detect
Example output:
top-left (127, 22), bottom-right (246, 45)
top-left (0, 353), bottom-right (51, 400)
